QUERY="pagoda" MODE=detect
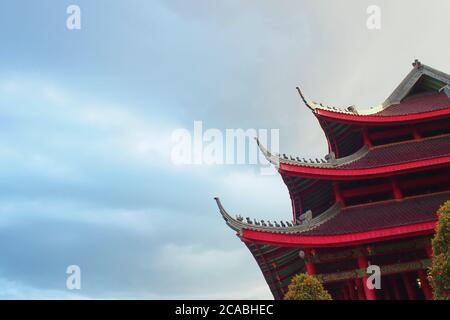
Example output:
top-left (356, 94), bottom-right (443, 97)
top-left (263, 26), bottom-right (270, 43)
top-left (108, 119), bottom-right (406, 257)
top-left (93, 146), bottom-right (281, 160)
top-left (215, 60), bottom-right (450, 300)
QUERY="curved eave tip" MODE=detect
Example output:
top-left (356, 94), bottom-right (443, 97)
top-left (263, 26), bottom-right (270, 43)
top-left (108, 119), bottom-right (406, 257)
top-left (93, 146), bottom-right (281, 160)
top-left (296, 86), bottom-right (317, 111)
top-left (254, 137), bottom-right (270, 157)
top-left (214, 197), bottom-right (230, 217)
top-left (214, 196), bottom-right (222, 207)
top-left (254, 137), bottom-right (280, 168)
top-left (213, 197), bottom-right (242, 233)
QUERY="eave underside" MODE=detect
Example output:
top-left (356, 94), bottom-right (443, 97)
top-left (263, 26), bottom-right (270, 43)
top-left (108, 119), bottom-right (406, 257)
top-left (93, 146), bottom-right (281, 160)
top-left (245, 242), bottom-right (304, 300)
top-left (244, 234), bottom-right (434, 299)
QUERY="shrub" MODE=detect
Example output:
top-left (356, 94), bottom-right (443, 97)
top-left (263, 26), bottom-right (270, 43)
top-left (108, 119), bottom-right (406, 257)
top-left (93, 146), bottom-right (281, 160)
top-left (429, 200), bottom-right (450, 300)
top-left (284, 273), bottom-right (332, 300)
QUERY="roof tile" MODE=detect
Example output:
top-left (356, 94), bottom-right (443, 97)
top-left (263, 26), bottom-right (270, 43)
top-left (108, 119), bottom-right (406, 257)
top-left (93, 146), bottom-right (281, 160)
top-left (340, 134), bottom-right (450, 169)
top-left (303, 192), bottom-right (449, 236)
top-left (377, 92), bottom-right (450, 116)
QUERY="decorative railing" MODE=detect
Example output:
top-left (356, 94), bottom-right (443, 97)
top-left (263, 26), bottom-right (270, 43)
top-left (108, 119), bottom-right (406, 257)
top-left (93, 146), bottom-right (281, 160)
top-left (256, 137), bottom-right (369, 169)
top-left (215, 197), bottom-right (340, 235)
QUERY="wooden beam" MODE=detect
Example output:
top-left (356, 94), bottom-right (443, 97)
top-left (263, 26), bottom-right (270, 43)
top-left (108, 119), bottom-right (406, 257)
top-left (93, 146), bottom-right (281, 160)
top-left (307, 237), bottom-right (430, 264)
top-left (316, 259), bottom-right (431, 284)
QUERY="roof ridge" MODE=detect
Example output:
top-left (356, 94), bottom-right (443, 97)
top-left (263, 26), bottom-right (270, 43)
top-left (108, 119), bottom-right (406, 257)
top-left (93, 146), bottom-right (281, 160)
top-left (383, 60), bottom-right (450, 107)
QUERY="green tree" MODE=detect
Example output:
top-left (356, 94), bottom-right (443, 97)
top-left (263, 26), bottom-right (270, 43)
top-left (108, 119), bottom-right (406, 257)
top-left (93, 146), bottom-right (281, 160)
top-left (284, 273), bottom-right (332, 300)
top-left (429, 200), bottom-right (450, 300)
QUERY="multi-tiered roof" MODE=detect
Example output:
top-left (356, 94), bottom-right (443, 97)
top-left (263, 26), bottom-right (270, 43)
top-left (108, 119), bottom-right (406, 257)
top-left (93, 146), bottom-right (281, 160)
top-left (215, 60), bottom-right (450, 299)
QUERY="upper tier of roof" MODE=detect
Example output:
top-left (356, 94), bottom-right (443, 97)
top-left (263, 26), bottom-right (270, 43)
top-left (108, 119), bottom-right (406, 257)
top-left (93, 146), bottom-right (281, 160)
top-left (375, 91), bottom-right (450, 116)
top-left (298, 61), bottom-right (450, 120)
top-left (258, 134), bottom-right (450, 176)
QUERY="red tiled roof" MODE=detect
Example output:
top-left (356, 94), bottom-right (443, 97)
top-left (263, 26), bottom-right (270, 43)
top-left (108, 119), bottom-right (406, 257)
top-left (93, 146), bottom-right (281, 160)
top-left (303, 192), bottom-right (449, 236)
top-left (376, 92), bottom-right (450, 116)
top-left (340, 134), bottom-right (450, 170)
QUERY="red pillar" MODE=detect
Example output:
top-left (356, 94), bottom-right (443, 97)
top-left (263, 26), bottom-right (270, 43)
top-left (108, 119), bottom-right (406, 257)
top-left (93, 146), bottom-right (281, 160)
top-left (417, 269), bottom-right (433, 300)
top-left (332, 182), bottom-right (344, 206)
top-left (304, 249), bottom-right (316, 275)
top-left (356, 279), bottom-right (366, 300)
top-left (357, 255), bottom-right (377, 300)
top-left (342, 282), bottom-right (350, 300)
top-left (412, 127), bottom-right (421, 140)
top-left (390, 276), bottom-right (401, 300)
top-left (401, 272), bottom-right (417, 300)
top-left (305, 262), bottom-right (316, 275)
top-left (347, 280), bottom-right (356, 300)
top-left (361, 127), bottom-right (373, 147)
top-left (425, 246), bottom-right (433, 258)
top-left (383, 281), bottom-right (392, 300)
top-left (391, 177), bottom-right (402, 200)
top-left (381, 286), bottom-right (393, 300)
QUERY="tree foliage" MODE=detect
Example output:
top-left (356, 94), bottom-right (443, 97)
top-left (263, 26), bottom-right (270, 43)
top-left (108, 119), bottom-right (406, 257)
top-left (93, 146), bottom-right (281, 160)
top-left (429, 200), bottom-right (450, 300)
top-left (284, 273), bottom-right (332, 300)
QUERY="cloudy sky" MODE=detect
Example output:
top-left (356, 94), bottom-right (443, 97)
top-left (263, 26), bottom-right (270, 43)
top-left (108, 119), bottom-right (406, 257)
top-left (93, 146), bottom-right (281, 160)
top-left (0, 0), bottom-right (448, 299)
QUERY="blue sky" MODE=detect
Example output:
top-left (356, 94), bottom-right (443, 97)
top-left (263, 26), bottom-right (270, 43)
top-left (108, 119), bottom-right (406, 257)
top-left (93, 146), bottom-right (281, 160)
top-left (0, 0), bottom-right (449, 299)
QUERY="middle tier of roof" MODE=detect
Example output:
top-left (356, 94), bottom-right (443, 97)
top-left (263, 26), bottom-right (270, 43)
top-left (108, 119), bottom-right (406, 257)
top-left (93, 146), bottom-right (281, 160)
top-left (260, 133), bottom-right (450, 179)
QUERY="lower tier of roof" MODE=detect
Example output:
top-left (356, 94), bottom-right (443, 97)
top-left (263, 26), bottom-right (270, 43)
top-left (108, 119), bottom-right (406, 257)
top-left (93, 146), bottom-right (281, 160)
top-left (217, 191), bottom-right (449, 247)
top-left (302, 191), bottom-right (448, 236)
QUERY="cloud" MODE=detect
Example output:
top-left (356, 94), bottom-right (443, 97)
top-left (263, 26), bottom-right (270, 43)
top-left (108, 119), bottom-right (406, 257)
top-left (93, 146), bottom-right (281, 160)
top-left (0, 277), bottom-right (90, 300)
top-left (0, 75), bottom-right (284, 299)
top-left (0, 201), bottom-right (273, 299)
top-left (0, 0), bottom-right (448, 300)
